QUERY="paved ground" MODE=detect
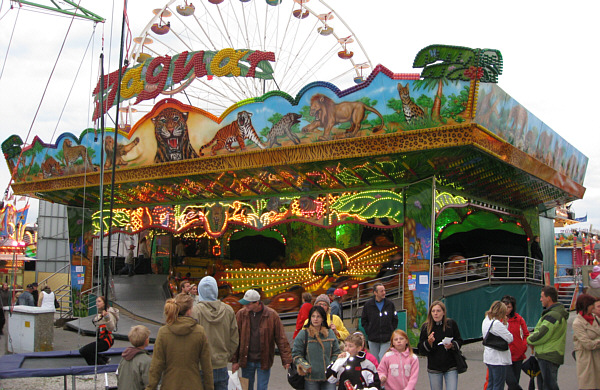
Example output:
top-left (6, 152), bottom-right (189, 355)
top-left (0, 274), bottom-right (580, 388)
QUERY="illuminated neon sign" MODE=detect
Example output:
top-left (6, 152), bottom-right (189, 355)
top-left (93, 48), bottom-right (276, 120)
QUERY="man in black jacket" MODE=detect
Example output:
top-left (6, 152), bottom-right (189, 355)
top-left (361, 282), bottom-right (398, 362)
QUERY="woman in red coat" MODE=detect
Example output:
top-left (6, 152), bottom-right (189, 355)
top-left (294, 292), bottom-right (313, 338)
top-left (501, 295), bottom-right (529, 390)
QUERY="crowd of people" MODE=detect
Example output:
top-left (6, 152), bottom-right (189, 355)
top-left (4, 275), bottom-right (600, 390)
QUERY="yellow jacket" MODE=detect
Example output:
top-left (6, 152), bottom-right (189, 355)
top-left (303, 313), bottom-right (349, 341)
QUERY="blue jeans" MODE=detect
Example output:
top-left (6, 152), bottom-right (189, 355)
top-left (428, 369), bottom-right (458, 390)
top-left (202, 367), bottom-right (229, 390)
top-left (367, 341), bottom-right (388, 362)
top-left (241, 361), bottom-right (271, 390)
top-left (305, 380), bottom-right (336, 390)
top-left (487, 364), bottom-right (507, 390)
top-left (537, 358), bottom-right (559, 390)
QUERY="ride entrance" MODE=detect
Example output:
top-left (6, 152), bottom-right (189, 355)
top-left (3, 24), bottom-right (587, 342)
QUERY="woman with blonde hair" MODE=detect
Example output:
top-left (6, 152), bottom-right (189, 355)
top-left (418, 300), bottom-right (463, 390)
top-left (482, 301), bottom-right (513, 390)
top-left (146, 294), bottom-right (213, 390)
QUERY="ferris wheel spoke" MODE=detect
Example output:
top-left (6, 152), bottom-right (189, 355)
top-left (251, 0), bottom-right (265, 52)
top-left (229, 3), bottom-right (251, 49)
top-left (282, 43), bottom-right (339, 93)
top-left (274, 17), bottom-right (317, 80)
top-left (186, 82), bottom-right (237, 106)
top-left (240, 3), bottom-right (252, 49)
top-left (199, 1), bottom-right (231, 49)
top-left (278, 21), bottom-right (321, 88)
top-left (216, 6), bottom-right (237, 49)
top-left (167, 7), bottom-right (213, 51)
top-left (191, 12), bottom-right (218, 51)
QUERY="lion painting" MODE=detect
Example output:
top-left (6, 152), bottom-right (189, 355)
top-left (104, 136), bottom-right (140, 169)
top-left (301, 94), bottom-right (384, 140)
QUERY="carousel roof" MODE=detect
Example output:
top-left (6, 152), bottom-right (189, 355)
top-left (10, 124), bottom-right (584, 212)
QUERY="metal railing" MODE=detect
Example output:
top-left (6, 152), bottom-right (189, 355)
top-left (434, 255), bottom-right (544, 296)
top-left (37, 263), bottom-right (70, 287)
top-left (555, 264), bottom-right (580, 284)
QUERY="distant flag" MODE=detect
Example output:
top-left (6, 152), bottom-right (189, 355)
top-left (574, 214), bottom-right (588, 222)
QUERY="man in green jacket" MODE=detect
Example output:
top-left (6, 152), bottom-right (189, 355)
top-left (527, 286), bottom-right (568, 390)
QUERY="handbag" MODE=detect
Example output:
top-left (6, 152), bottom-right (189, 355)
top-left (287, 330), bottom-right (308, 390)
top-left (521, 355), bottom-right (541, 378)
top-left (452, 348), bottom-right (468, 374)
top-left (482, 320), bottom-right (509, 351)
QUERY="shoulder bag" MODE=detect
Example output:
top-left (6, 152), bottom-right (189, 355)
top-left (452, 347), bottom-right (468, 374)
top-left (482, 320), bottom-right (509, 351)
top-left (287, 330), bottom-right (308, 390)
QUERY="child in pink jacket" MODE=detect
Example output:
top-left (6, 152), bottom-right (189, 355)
top-left (377, 329), bottom-right (419, 390)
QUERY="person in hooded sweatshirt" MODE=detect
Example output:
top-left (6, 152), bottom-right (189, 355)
top-left (191, 276), bottom-right (239, 390)
top-left (146, 293), bottom-right (213, 390)
top-left (118, 325), bottom-right (152, 390)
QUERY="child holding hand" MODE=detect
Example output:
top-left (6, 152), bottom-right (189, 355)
top-left (377, 330), bottom-right (419, 390)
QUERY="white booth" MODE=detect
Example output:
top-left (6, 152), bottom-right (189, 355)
top-left (3, 305), bottom-right (55, 353)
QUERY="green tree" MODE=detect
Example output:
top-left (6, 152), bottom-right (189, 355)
top-left (441, 85), bottom-right (469, 123)
top-left (386, 98), bottom-right (405, 118)
top-left (299, 105), bottom-right (314, 123)
top-left (412, 45), bottom-right (503, 121)
top-left (416, 95), bottom-right (434, 117)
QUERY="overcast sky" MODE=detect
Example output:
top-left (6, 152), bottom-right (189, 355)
top-left (0, 0), bottom-right (598, 232)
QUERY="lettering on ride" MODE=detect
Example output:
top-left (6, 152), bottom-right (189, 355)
top-left (92, 48), bottom-right (276, 120)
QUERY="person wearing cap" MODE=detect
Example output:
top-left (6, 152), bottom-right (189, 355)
top-left (232, 289), bottom-right (292, 390)
top-left (334, 288), bottom-right (347, 320)
top-left (17, 284), bottom-right (35, 306)
top-left (119, 244), bottom-right (136, 277)
top-left (326, 287), bottom-right (341, 318)
top-left (304, 294), bottom-right (349, 341)
top-left (191, 276), bottom-right (239, 390)
top-left (361, 282), bottom-right (398, 362)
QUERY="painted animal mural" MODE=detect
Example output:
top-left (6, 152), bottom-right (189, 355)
top-left (267, 113), bottom-right (302, 147)
top-left (62, 139), bottom-right (93, 168)
top-left (104, 136), bottom-right (140, 169)
top-left (199, 110), bottom-right (265, 156)
top-left (397, 83), bottom-right (425, 124)
top-left (152, 107), bottom-right (199, 163)
top-left (301, 94), bottom-right (384, 140)
top-left (508, 105), bottom-right (529, 149)
top-left (40, 156), bottom-right (61, 178)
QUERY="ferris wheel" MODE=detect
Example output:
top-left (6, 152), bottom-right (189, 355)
top-left (129, 0), bottom-right (372, 117)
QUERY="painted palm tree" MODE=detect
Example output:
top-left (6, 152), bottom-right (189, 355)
top-left (25, 141), bottom-right (46, 176)
top-left (412, 45), bottom-right (503, 121)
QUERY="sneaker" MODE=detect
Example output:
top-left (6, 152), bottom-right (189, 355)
top-left (105, 357), bottom-right (111, 365)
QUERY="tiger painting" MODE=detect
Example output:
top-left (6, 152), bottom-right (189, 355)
top-left (152, 107), bottom-right (199, 163)
top-left (199, 111), bottom-right (265, 156)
